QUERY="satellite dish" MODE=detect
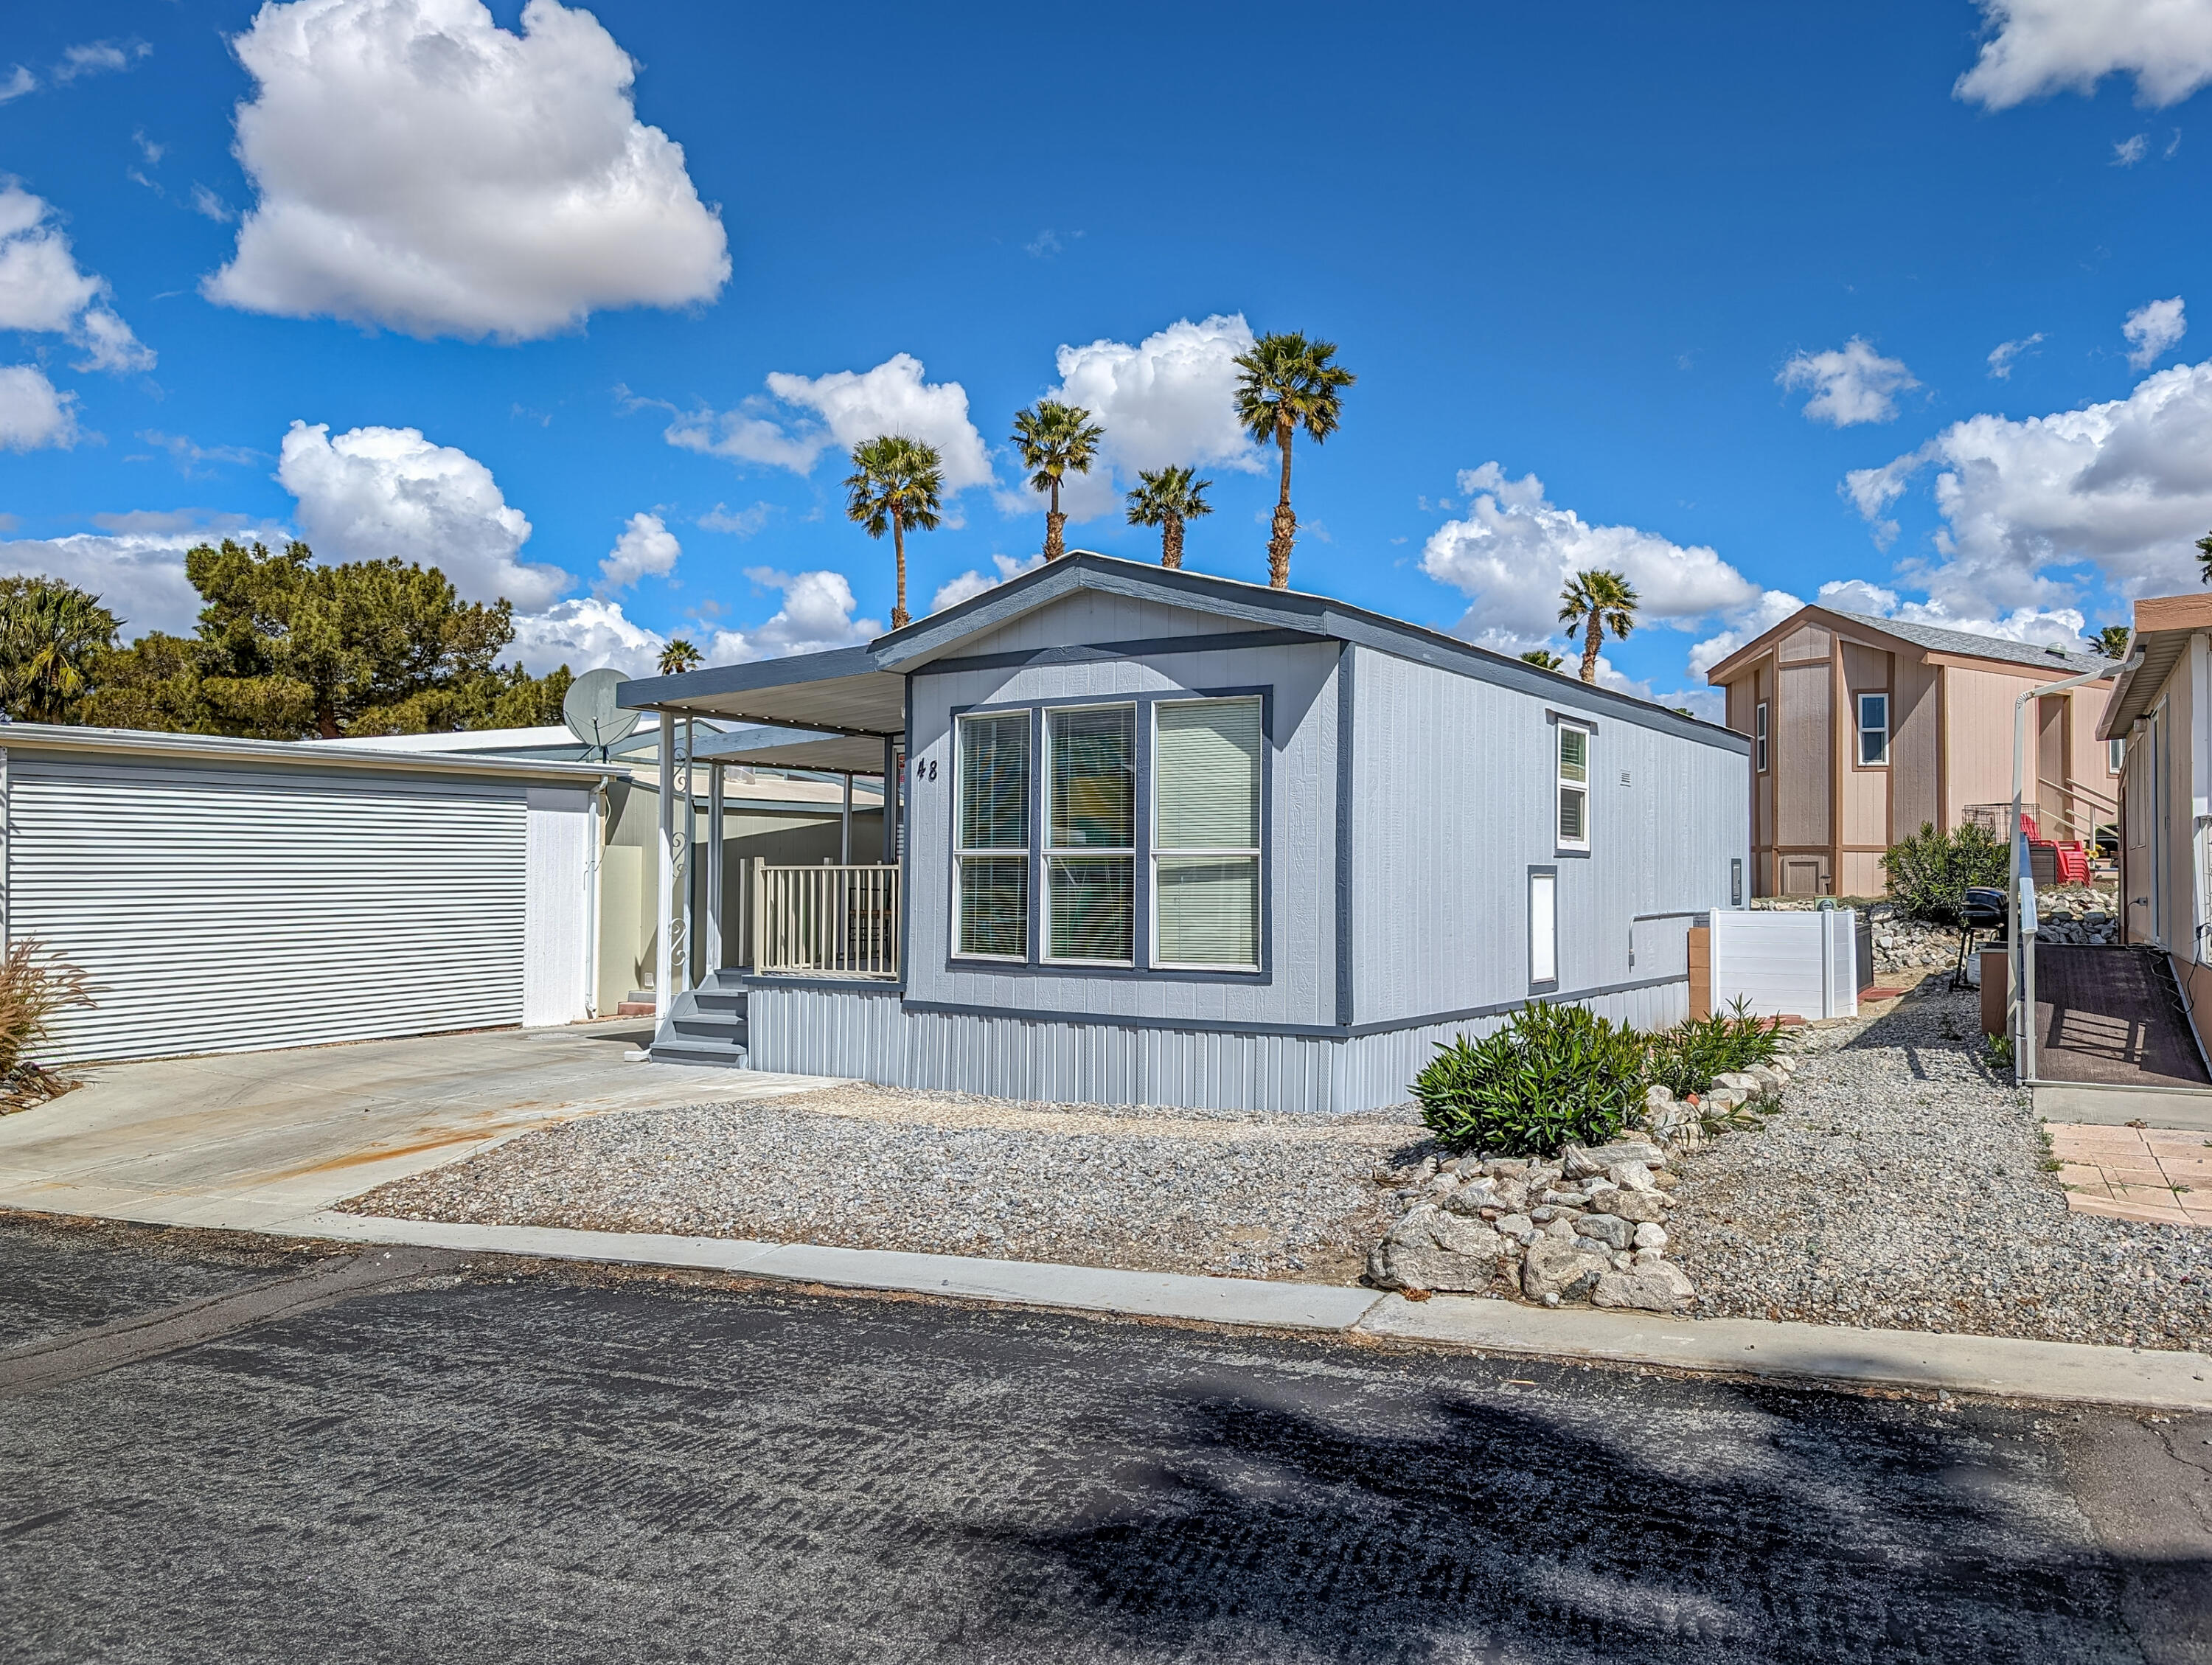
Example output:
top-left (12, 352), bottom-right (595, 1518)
top-left (563, 667), bottom-right (643, 755)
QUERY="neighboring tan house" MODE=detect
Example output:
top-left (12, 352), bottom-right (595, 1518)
top-left (2100, 591), bottom-right (2212, 991)
top-left (1705, 606), bottom-right (2116, 899)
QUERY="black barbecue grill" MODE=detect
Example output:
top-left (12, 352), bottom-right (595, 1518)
top-left (1952, 886), bottom-right (2007, 990)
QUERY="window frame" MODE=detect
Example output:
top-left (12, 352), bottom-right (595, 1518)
top-left (1856, 691), bottom-right (1891, 768)
top-left (1528, 865), bottom-right (1559, 991)
top-left (1754, 699), bottom-right (1769, 774)
top-left (2109, 735), bottom-right (2126, 776)
top-left (942, 687), bottom-right (1273, 981)
top-left (1556, 720), bottom-right (1593, 853)
top-left (1150, 695), bottom-right (1265, 973)
top-left (950, 708), bottom-right (1034, 963)
top-left (1042, 700), bottom-right (1140, 968)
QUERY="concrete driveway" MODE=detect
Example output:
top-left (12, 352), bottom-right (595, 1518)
top-left (0, 1022), bottom-right (831, 1232)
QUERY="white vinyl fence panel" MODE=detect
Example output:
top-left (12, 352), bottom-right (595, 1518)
top-left (523, 786), bottom-right (594, 1027)
top-left (9, 754), bottom-right (532, 1063)
top-left (1708, 908), bottom-right (1859, 1021)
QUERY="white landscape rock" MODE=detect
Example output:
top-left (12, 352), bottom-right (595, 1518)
top-left (1592, 1260), bottom-right (1696, 1312)
top-left (1521, 1237), bottom-right (1615, 1303)
top-left (1365, 1203), bottom-right (1512, 1293)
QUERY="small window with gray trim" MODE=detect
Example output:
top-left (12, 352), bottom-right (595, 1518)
top-left (1557, 723), bottom-right (1591, 851)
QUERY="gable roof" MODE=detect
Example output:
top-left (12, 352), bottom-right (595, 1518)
top-left (622, 552), bottom-right (1745, 752)
top-left (1705, 601), bottom-right (2107, 683)
top-left (1823, 610), bottom-right (2107, 675)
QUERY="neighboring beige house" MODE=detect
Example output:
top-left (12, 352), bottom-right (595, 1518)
top-left (2101, 591), bottom-right (2212, 1002)
top-left (1705, 606), bottom-right (2116, 898)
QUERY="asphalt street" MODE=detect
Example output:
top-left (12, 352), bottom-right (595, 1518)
top-left (2, 1213), bottom-right (2209, 1664)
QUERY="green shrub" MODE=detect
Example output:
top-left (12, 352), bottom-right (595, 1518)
top-left (1644, 1000), bottom-right (1782, 1099)
top-left (1880, 819), bottom-right (2008, 925)
top-left (1413, 1001), bottom-right (1649, 1155)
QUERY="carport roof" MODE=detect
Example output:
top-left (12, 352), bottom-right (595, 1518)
top-left (694, 725), bottom-right (889, 775)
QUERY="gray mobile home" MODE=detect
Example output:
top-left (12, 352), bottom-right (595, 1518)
top-left (619, 553), bottom-right (1750, 1113)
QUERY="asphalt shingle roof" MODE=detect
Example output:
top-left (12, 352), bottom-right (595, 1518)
top-left (1826, 610), bottom-right (2108, 675)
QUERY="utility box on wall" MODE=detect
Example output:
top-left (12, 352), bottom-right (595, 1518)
top-left (1697, 909), bottom-right (1860, 1022)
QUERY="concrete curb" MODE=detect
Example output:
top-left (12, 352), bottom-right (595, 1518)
top-left (1358, 1293), bottom-right (2212, 1412)
top-left (296, 1212), bottom-right (1386, 1332)
top-left (15, 1200), bottom-right (2212, 1411)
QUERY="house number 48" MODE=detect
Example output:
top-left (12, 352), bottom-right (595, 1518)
top-left (918, 758), bottom-right (939, 782)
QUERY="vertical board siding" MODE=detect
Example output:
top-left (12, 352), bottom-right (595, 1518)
top-left (752, 976), bottom-right (1691, 1115)
top-left (1349, 647), bottom-right (1745, 1030)
top-left (906, 590), bottom-right (1339, 1029)
top-left (12, 755), bottom-right (530, 1063)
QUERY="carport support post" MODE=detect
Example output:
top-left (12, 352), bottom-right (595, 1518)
top-left (881, 735), bottom-right (897, 866)
top-left (681, 718), bottom-right (695, 994)
top-left (655, 711), bottom-right (675, 1026)
top-left (706, 761), bottom-right (725, 971)
top-left (841, 772), bottom-right (852, 865)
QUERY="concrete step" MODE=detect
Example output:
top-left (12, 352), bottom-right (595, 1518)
top-left (647, 1037), bottom-right (751, 1068)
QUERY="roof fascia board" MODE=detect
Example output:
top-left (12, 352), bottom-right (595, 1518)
top-left (2098, 630), bottom-right (2189, 739)
top-left (616, 644), bottom-right (880, 711)
top-left (0, 726), bottom-right (609, 780)
top-left (1923, 649), bottom-right (2117, 681)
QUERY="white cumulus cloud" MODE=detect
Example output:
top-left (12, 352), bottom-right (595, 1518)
top-left (0, 365), bottom-right (77, 451)
top-left (204, 0), bottom-right (728, 341)
top-left (277, 420), bottom-right (570, 611)
top-left (1687, 590), bottom-right (1806, 681)
top-left (2115, 133), bottom-right (2150, 165)
top-left (0, 184), bottom-right (154, 372)
top-left (1777, 337), bottom-right (1919, 426)
top-left (596, 510), bottom-right (679, 595)
top-left (663, 352), bottom-right (994, 491)
top-left (1955, 0), bottom-right (2212, 110)
top-left (1041, 313), bottom-right (1261, 522)
top-left (2124, 295), bottom-right (2186, 368)
top-left (0, 514), bottom-right (292, 638)
top-left (931, 552), bottom-right (1044, 614)
top-left (704, 568), bottom-right (883, 661)
top-left (1420, 464), bottom-right (1763, 658)
top-left (506, 594), bottom-right (665, 676)
top-left (1842, 355), bottom-right (2212, 623)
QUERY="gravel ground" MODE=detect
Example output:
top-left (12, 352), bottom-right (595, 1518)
top-left (1670, 979), bottom-right (2212, 1351)
top-left (344, 1085), bottom-right (1423, 1282)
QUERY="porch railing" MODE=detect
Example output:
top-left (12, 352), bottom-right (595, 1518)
top-left (753, 863), bottom-right (900, 979)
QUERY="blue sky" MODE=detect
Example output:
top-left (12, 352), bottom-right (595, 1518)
top-left (4, 0), bottom-right (2211, 712)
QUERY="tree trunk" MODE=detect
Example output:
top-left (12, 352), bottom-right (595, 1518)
top-left (316, 695), bottom-right (339, 740)
top-left (1267, 420), bottom-right (1295, 588)
top-left (1162, 515), bottom-right (1183, 569)
top-left (1045, 477), bottom-right (1066, 560)
top-left (1579, 614), bottom-right (1602, 684)
top-left (891, 511), bottom-right (910, 630)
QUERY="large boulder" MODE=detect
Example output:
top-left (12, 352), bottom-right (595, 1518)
top-left (1592, 1261), bottom-right (1696, 1311)
top-left (1366, 1204), bottom-right (1512, 1293)
top-left (1564, 1139), bottom-right (1671, 1178)
top-left (1574, 1213), bottom-right (1637, 1252)
top-left (1590, 1188), bottom-right (1668, 1224)
top-left (1521, 1237), bottom-right (1614, 1303)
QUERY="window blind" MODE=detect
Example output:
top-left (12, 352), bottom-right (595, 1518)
top-left (956, 712), bottom-right (1030, 958)
top-left (1154, 698), bottom-right (1261, 967)
top-left (1046, 705), bottom-right (1135, 961)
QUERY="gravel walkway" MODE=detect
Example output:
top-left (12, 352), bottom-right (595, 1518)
top-left (343, 1085), bottom-right (1423, 1283)
top-left (1670, 980), bottom-right (2212, 1351)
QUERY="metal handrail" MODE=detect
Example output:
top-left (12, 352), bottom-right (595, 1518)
top-left (754, 863), bottom-right (900, 979)
top-left (2036, 774), bottom-right (2118, 817)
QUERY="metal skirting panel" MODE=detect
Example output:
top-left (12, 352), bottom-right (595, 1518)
top-left (748, 976), bottom-right (1691, 1113)
top-left (10, 754), bottom-right (531, 1063)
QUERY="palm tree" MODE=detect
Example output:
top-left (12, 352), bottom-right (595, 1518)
top-left (1232, 332), bottom-right (1355, 589)
top-left (1519, 647), bottom-right (1565, 672)
top-left (1123, 467), bottom-right (1213, 569)
top-left (844, 434), bottom-right (945, 629)
top-left (657, 639), bottom-right (703, 676)
top-left (1557, 570), bottom-right (1639, 685)
top-left (1009, 401), bottom-right (1102, 560)
top-left (2093, 624), bottom-right (2132, 658)
top-left (0, 576), bottom-right (120, 723)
